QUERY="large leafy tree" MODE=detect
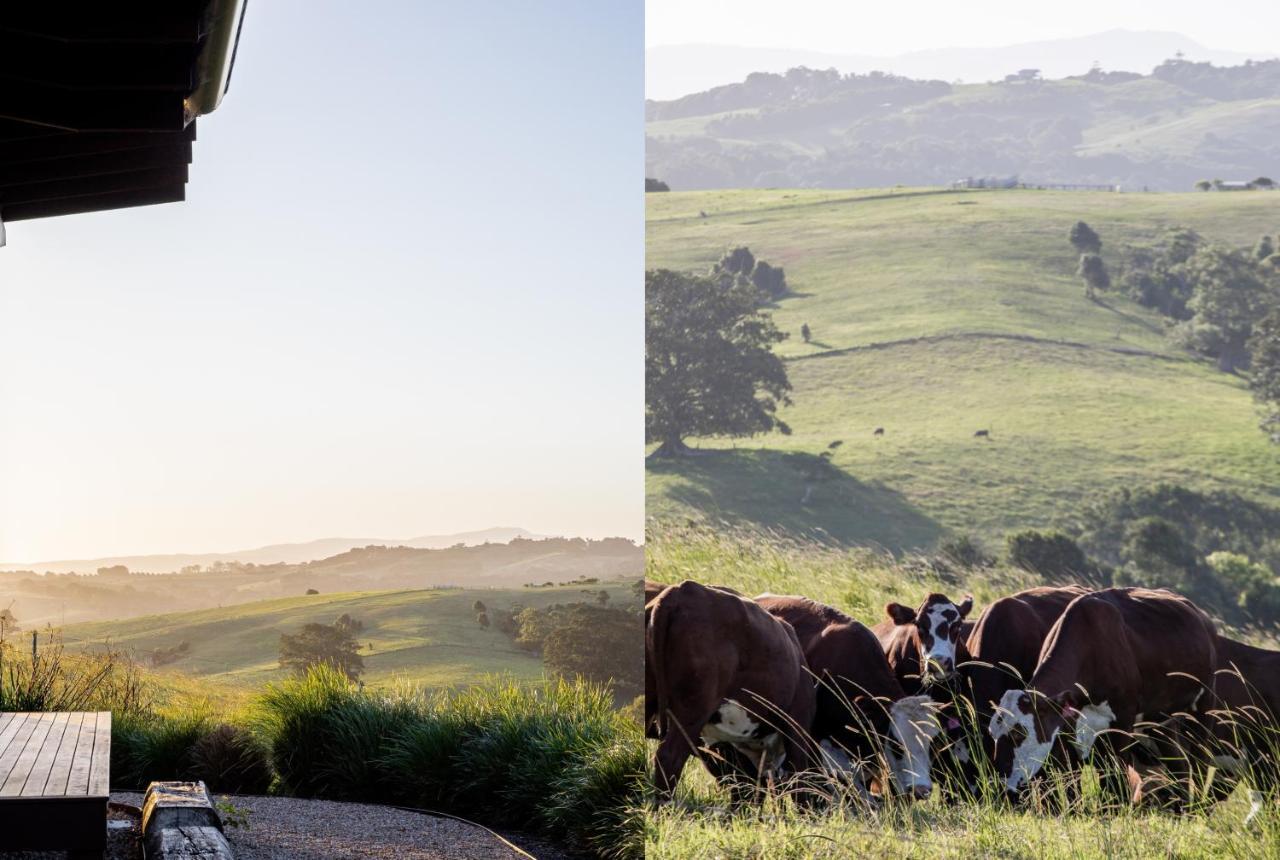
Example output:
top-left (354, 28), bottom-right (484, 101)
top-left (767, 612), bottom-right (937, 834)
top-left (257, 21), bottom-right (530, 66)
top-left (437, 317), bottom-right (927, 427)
top-left (646, 268), bottom-right (791, 457)
top-left (1173, 246), bottom-right (1272, 372)
top-left (279, 622), bottom-right (365, 681)
top-left (1250, 308), bottom-right (1280, 442)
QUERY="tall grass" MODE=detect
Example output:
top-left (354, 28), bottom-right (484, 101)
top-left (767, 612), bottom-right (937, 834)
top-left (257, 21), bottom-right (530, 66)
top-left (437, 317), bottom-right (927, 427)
top-left (645, 525), bottom-right (1280, 859)
top-left (255, 665), bottom-right (645, 859)
top-left (1, 637), bottom-right (641, 858)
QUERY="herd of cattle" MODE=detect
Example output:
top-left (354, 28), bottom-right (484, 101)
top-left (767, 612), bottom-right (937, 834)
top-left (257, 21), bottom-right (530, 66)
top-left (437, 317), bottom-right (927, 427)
top-left (644, 580), bottom-right (1280, 818)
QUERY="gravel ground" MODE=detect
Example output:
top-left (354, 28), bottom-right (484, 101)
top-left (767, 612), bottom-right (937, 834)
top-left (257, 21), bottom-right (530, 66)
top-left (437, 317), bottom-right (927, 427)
top-left (112, 792), bottom-right (536, 860)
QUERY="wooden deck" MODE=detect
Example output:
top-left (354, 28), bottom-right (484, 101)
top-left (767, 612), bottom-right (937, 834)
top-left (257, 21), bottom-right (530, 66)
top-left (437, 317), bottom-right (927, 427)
top-left (0, 712), bottom-right (110, 857)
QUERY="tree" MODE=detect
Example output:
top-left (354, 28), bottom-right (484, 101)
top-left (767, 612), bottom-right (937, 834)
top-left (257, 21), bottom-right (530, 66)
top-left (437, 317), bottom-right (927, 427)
top-left (541, 606), bottom-right (643, 695)
top-left (1077, 253), bottom-right (1110, 298)
top-left (1255, 235), bottom-right (1276, 261)
top-left (646, 268), bottom-right (791, 457)
top-left (305, 588), bottom-right (319, 595)
top-left (472, 599), bottom-right (487, 614)
top-left (0, 607), bottom-right (19, 638)
top-left (801, 323), bottom-right (811, 343)
top-left (1250, 308), bottom-right (1280, 443)
top-left (1006, 530), bottom-right (1091, 580)
top-left (1069, 221), bottom-right (1102, 254)
top-left (1195, 180), bottom-right (1212, 192)
top-left (645, 177), bottom-right (670, 192)
top-left (334, 613), bottom-right (364, 635)
top-left (476, 611), bottom-right (490, 629)
top-left (750, 260), bottom-right (788, 300)
top-left (1253, 177), bottom-right (1275, 189)
top-left (1173, 246), bottom-right (1271, 372)
top-left (714, 247), bottom-right (755, 278)
top-left (279, 622), bottom-right (365, 681)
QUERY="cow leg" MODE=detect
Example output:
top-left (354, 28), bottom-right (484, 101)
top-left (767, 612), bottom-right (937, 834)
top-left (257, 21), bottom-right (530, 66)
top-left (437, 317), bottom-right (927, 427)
top-left (1092, 731), bottom-right (1134, 811)
top-left (701, 742), bottom-right (764, 805)
top-left (654, 705), bottom-right (716, 800)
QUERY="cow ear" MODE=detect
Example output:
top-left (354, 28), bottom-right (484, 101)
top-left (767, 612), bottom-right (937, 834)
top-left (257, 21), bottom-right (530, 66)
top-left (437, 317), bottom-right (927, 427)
top-left (956, 595), bottom-right (974, 619)
top-left (886, 603), bottom-right (915, 625)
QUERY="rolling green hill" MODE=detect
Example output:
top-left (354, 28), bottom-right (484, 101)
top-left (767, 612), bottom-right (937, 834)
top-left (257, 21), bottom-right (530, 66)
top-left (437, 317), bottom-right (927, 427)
top-left (59, 582), bottom-right (637, 691)
top-left (646, 187), bottom-right (1280, 550)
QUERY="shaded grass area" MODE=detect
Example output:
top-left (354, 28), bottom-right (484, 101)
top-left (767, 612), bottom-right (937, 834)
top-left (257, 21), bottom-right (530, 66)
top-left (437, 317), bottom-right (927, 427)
top-left (644, 525), bottom-right (1280, 858)
top-left (646, 188), bottom-right (1280, 548)
top-left (59, 583), bottom-right (636, 692)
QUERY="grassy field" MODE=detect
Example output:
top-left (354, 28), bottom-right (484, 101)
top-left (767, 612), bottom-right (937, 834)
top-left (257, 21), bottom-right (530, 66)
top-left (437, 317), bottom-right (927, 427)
top-left (646, 187), bottom-right (1280, 549)
top-left (58, 581), bottom-right (637, 692)
top-left (644, 525), bottom-right (1279, 859)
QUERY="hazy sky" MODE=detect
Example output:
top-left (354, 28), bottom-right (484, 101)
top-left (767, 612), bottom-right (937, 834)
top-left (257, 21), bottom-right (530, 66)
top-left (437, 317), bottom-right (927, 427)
top-left (646, 0), bottom-right (1279, 54)
top-left (0, 1), bottom-right (641, 562)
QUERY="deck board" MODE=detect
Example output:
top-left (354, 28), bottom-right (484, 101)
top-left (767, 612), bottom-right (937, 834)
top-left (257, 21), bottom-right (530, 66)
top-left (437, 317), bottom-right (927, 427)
top-left (0, 712), bottom-right (111, 798)
top-left (41, 711), bottom-right (85, 797)
top-left (0, 712), bottom-right (111, 852)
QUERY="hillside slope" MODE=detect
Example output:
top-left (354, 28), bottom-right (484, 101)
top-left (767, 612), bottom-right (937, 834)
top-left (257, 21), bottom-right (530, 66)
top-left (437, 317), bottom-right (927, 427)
top-left (646, 188), bottom-right (1280, 550)
top-left (59, 582), bottom-right (637, 690)
top-left (645, 61), bottom-right (1280, 190)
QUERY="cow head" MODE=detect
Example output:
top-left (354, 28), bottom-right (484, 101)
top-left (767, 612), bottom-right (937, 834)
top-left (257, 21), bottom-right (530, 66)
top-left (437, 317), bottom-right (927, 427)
top-left (886, 593), bottom-right (974, 681)
top-left (884, 694), bottom-right (943, 799)
top-left (988, 688), bottom-right (1080, 794)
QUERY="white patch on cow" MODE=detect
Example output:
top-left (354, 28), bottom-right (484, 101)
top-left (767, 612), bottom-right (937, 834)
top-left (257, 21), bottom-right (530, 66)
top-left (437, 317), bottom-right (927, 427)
top-left (702, 700), bottom-right (759, 744)
top-left (921, 604), bottom-right (959, 675)
top-left (1246, 790), bottom-right (1266, 827)
top-left (888, 695), bottom-right (941, 795)
top-left (990, 690), bottom-right (1057, 792)
top-left (1070, 701), bottom-right (1115, 760)
top-left (953, 738), bottom-right (971, 764)
top-left (702, 700), bottom-right (785, 776)
top-left (1211, 754), bottom-right (1248, 775)
top-left (818, 739), bottom-right (859, 780)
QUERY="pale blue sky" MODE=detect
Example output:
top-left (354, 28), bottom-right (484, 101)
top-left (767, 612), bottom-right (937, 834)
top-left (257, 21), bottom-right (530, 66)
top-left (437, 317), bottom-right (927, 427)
top-left (0, 1), bottom-right (642, 561)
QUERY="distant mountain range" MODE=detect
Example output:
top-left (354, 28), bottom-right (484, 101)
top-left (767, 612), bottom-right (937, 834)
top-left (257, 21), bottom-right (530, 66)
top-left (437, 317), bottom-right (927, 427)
top-left (646, 50), bottom-right (1280, 192)
top-left (0, 527), bottom-right (539, 574)
top-left (647, 30), bottom-right (1277, 100)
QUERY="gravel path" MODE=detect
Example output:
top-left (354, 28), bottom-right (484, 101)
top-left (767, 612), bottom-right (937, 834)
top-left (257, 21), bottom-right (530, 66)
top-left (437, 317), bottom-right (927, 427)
top-left (110, 792), bottom-right (536, 860)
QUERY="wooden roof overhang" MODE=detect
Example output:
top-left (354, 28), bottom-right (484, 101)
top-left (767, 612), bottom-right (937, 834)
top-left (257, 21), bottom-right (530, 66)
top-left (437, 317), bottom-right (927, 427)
top-left (0, 2), bottom-right (246, 227)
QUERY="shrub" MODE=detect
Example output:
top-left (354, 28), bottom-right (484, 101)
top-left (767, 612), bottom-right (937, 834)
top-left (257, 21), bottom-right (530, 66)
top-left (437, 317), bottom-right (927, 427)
top-left (1069, 220), bottom-right (1102, 254)
top-left (938, 534), bottom-right (995, 569)
top-left (112, 709), bottom-right (214, 789)
top-left (189, 723), bottom-right (274, 794)
top-left (1005, 530), bottom-right (1092, 581)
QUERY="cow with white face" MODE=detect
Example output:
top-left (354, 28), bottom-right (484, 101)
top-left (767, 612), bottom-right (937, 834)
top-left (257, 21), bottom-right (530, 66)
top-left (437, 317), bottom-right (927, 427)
top-left (877, 592), bottom-right (975, 688)
top-left (757, 595), bottom-right (944, 800)
top-left (988, 588), bottom-right (1217, 805)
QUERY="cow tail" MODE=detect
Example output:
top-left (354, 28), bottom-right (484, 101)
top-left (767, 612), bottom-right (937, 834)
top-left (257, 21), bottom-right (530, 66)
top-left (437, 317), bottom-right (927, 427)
top-left (648, 591), bottom-right (674, 737)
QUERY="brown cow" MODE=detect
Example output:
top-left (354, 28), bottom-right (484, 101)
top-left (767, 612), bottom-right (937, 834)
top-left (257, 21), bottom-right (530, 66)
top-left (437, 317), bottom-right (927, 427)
top-left (757, 595), bottom-right (942, 800)
top-left (644, 580), bottom-right (670, 739)
top-left (989, 588), bottom-right (1217, 801)
top-left (874, 593), bottom-right (976, 690)
top-left (1140, 634), bottom-right (1280, 819)
top-left (964, 586), bottom-right (1089, 720)
top-left (647, 581), bottom-right (816, 799)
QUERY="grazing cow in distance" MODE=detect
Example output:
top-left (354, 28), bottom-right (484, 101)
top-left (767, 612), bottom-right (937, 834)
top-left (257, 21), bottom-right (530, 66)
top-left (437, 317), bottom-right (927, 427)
top-left (647, 581), bottom-right (816, 800)
top-left (989, 588), bottom-right (1217, 803)
top-left (973, 429), bottom-right (990, 439)
top-left (875, 593), bottom-right (976, 689)
top-left (874, 427), bottom-right (885, 437)
top-left (757, 594), bottom-right (943, 800)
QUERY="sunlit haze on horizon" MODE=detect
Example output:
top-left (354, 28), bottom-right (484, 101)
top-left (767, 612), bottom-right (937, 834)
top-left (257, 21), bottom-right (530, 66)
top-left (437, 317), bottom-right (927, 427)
top-left (645, 0), bottom-right (1279, 55)
top-left (0, 1), bottom-right (642, 562)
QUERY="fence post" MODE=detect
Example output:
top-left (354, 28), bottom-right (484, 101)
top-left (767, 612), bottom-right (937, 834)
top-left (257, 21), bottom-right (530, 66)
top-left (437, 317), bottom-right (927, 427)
top-left (31, 630), bottom-right (37, 661)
